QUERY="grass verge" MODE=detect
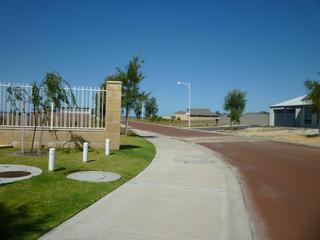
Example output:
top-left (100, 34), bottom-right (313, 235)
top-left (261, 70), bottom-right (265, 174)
top-left (0, 135), bottom-right (155, 240)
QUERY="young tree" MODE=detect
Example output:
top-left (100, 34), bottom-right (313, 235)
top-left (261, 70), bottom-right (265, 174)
top-left (30, 82), bottom-right (41, 153)
top-left (304, 73), bottom-right (320, 135)
top-left (223, 89), bottom-right (246, 127)
top-left (121, 57), bottom-right (145, 135)
top-left (37, 72), bottom-right (76, 153)
top-left (104, 56), bottom-right (147, 135)
top-left (144, 96), bottom-right (158, 120)
top-left (6, 72), bottom-right (76, 154)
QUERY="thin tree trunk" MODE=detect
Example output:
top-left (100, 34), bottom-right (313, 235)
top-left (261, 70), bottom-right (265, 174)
top-left (37, 115), bottom-right (45, 155)
top-left (318, 117), bottom-right (320, 137)
top-left (31, 109), bottom-right (37, 153)
top-left (125, 109), bottom-right (129, 136)
top-left (31, 124), bottom-right (37, 153)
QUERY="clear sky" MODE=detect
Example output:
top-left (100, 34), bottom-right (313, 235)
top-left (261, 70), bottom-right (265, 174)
top-left (0, 0), bottom-right (319, 115)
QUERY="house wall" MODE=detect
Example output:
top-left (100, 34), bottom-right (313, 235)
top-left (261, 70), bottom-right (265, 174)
top-left (301, 107), bottom-right (318, 128)
top-left (172, 114), bottom-right (218, 121)
top-left (269, 108), bottom-right (275, 126)
top-left (295, 108), bottom-right (302, 127)
top-left (173, 114), bottom-right (188, 121)
top-left (270, 106), bottom-right (319, 128)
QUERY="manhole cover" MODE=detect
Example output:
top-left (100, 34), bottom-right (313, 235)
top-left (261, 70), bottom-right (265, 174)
top-left (0, 171), bottom-right (31, 178)
top-left (67, 171), bottom-right (121, 183)
top-left (0, 164), bottom-right (42, 185)
top-left (172, 156), bottom-right (215, 164)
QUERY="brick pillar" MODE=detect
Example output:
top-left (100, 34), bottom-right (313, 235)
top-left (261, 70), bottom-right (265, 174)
top-left (105, 81), bottom-right (122, 150)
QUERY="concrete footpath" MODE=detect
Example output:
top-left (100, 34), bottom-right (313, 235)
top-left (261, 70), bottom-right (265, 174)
top-left (40, 129), bottom-right (252, 240)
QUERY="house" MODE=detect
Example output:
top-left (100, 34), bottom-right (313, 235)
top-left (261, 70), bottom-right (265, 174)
top-left (269, 95), bottom-right (319, 128)
top-left (172, 108), bottom-right (218, 121)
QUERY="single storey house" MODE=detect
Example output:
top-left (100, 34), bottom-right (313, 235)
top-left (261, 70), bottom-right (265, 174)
top-left (269, 95), bottom-right (319, 128)
top-left (172, 108), bottom-right (218, 121)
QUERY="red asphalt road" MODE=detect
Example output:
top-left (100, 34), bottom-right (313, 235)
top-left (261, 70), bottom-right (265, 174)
top-left (128, 121), bottom-right (224, 137)
top-left (200, 141), bottom-right (320, 240)
top-left (130, 121), bottom-right (320, 240)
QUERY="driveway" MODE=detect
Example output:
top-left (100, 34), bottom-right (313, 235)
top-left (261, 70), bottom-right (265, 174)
top-left (129, 121), bottom-right (320, 240)
top-left (40, 127), bottom-right (252, 240)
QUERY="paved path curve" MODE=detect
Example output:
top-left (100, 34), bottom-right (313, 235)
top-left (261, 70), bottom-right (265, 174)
top-left (41, 129), bottom-right (251, 240)
top-left (129, 121), bottom-right (320, 240)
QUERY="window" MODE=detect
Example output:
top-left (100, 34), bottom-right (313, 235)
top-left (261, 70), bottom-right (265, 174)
top-left (304, 107), bottom-right (312, 125)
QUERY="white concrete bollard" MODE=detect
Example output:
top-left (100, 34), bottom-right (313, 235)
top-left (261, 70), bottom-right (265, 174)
top-left (48, 148), bottom-right (55, 171)
top-left (83, 142), bottom-right (88, 163)
top-left (105, 139), bottom-right (110, 156)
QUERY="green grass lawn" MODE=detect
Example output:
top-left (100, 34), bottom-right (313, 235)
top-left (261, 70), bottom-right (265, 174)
top-left (0, 135), bottom-right (155, 240)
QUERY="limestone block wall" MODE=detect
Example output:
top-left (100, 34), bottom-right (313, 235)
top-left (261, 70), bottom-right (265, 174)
top-left (0, 128), bottom-right (105, 148)
top-left (0, 81), bottom-right (122, 150)
top-left (105, 81), bottom-right (122, 150)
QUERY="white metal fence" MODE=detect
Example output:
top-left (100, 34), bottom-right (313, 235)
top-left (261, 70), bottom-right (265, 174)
top-left (0, 83), bottom-right (107, 129)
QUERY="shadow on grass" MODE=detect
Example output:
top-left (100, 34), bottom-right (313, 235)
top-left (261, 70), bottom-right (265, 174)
top-left (120, 145), bottom-right (142, 150)
top-left (0, 203), bottom-right (50, 240)
top-left (54, 167), bottom-right (66, 172)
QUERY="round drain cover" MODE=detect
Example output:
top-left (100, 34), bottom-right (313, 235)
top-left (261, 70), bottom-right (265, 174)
top-left (67, 171), bottom-right (121, 183)
top-left (0, 171), bottom-right (31, 178)
top-left (0, 164), bottom-right (42, 184)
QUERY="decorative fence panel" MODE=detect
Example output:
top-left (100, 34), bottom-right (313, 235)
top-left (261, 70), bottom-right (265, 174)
top-left (0, 83), bottom-right (107, 129)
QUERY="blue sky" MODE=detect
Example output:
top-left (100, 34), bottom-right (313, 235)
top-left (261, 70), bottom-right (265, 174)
top-left (0, 0), bottom-right (319, 115)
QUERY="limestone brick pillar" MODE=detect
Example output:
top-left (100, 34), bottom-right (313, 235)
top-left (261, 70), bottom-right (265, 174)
top-left (105, 81), bottom-right (122, 150)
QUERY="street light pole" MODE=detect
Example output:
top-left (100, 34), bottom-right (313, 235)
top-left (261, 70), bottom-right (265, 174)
top-left (177, 81), bottom-right (191, 127)
top-left (188, 82), bottom-right (191, 128)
